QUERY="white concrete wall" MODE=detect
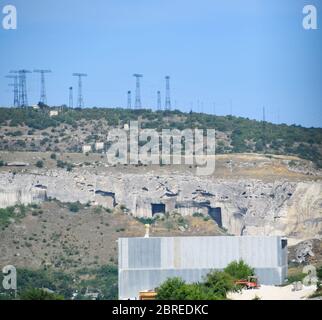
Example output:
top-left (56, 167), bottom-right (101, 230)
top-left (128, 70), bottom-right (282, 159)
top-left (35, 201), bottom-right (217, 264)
top-left (118, 236), bottom-right (288, 299)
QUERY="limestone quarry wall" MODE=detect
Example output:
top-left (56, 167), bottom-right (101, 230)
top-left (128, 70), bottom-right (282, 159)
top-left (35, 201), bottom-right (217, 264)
top-left (0, 187), bottom-right (47, 208)
top-left (0, 170), bottom-right (321, 241)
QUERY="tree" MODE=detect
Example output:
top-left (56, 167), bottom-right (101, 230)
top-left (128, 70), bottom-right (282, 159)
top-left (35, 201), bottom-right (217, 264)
top-left (19, 288), bottom-right (64, 300)
top-left (156, 261), bottom-right (256, 300)
top-left (317, 266), bottom-right (322, 281)
top-left (224, 260), bottom-right (254, 281)
top-left (177, 283), bottom-right (221, 300)
top-left (157, 271), bottom-right (239, 300)
top-left (156, 278), bottom-right (187, 300)
top-left (255, 139), bottom-right (264, 152)
top-left (35, 160), bottom-right (44, 168)
top-left (203, 271), bottom-right (237, 299)
top-left (156, 278), bottom-right (222, 300)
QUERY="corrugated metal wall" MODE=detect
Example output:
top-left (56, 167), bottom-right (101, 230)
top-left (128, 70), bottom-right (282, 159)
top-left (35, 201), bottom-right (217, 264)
top-left (118, 236), bottom-right (288, 299)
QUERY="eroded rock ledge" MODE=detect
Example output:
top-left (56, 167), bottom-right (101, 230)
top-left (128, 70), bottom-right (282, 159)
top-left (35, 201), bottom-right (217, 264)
top-left (1, 169), bottom-right (321, 241)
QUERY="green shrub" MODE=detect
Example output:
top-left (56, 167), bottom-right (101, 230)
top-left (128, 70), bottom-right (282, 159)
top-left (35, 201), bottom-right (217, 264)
top-left (178, 283), bottom-right (221, 300)
top-left (93, 206), bottom-right (103, 214)
top-left (286, 272), bottom-right (306, 284)
top-left (136, 217), bottom-right (155, 225)
top-left (224, 260), bottom-right (254, 281)
top-left (156, 278), bottom-right (187, 300)
top-left (156, 274), bottom-right (232, 300)
top-left (57, 160), bottom-right (64, 168)
top-left (77, 265), bottom-right (118, 300)
top-left (157, 267), bottom-right (241, 300)
top-left (0, 205), bottom-right (28, 229)
top-left (19, 288), bottom-right (64, 300)
top-left (203, 270), bottom-right (237, 298)
top-left (56, 160), bottom-right (74, 171)
top-left (36, 160), bottom-right (44, 168)
top-left (66, 163), bottom-right (74, 172)
top-left (192, 212), bottom-right (204, 218)
top-left (317, 266), bottom-right (322, 281)
top-left (68, 202), bottom-right (81, 213)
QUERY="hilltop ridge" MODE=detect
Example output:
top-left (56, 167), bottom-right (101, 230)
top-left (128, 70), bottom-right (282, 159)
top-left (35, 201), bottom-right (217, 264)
top-left (0, 107), bottom-right (321, 168)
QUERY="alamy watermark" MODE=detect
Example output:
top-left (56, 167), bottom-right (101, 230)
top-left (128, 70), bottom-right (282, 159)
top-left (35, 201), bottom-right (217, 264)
top-left (104, 121), bottom-right (216, 176)
top-left (303, 4), bottom-right (318, 30)
top-left (1, 265), bottom-right (17, 291)
top-left (2, 4), bottom-right (17, 30)
top-left (1, 4), bottom-right (319, 31)
top-left (302, 264), bottom-right (319, 286)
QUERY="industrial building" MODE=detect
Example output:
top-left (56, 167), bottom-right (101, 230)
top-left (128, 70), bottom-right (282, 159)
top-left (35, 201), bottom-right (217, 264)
top-left (118, 235), bottom-right (288, 300)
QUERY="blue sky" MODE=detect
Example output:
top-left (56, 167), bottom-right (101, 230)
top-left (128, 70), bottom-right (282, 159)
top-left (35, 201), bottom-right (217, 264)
top-left (0, 0), bottom-right (321, 127)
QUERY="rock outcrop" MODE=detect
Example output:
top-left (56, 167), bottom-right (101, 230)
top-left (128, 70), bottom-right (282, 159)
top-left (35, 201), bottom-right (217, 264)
top-left (0, 185), bottom-right (47, 208)
top-left (0, 169), bottom-right (321, 241)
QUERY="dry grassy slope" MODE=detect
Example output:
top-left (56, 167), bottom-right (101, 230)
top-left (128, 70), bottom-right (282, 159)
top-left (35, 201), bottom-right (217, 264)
top-left (0, 120), bottom-right (110, 153)
top-left (0, 151), bottom-right (320, 182)
top-left (0, 151), bottom-right (321, 271)
top-left (0, 201), bottom-right (224, 271)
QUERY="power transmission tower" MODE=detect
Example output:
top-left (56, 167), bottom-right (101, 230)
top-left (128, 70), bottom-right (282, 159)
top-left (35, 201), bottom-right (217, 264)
top-left (12, 70), bottom-right (31, 107)
top-left (165, 76), bottom-right (171, 110)
top-left (133, 74), bottom-right (143, 109)
top-left (69, 87), bottom-right (73, 108)
top-left (73, 73), bottom-right (87, 108)
top-left (34, 69), bottom-right (51, 105)
top-left (6, 75), bottom-right (19, 107)
top-left (157, 91), bottom-right (162, 110)
top-left (127, 91), bottom-right (132, 109)
top-left (20, 70), bottom-right (31, 107)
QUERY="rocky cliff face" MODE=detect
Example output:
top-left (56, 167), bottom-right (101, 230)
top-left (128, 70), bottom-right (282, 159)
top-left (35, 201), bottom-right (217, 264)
top-left (0, 185), bottom-right (47, 208)
top-left (1, 168), bottom-right (321, 242)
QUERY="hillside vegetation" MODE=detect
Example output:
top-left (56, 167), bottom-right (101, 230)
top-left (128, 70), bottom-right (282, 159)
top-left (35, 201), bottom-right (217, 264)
top-left (0, 107), bottom-right (321, 167)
